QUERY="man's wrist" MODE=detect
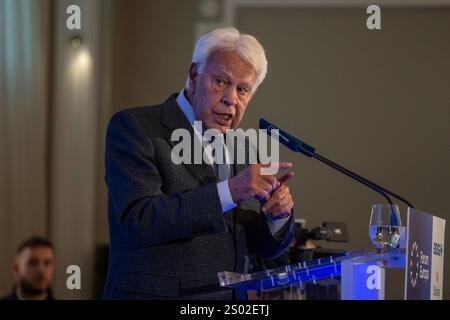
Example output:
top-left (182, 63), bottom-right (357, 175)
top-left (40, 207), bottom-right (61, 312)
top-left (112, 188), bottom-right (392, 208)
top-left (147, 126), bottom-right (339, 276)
top-left (266, 210), bottom-right (292, 221)
top-left (266, 211), bottom-right (292, 235)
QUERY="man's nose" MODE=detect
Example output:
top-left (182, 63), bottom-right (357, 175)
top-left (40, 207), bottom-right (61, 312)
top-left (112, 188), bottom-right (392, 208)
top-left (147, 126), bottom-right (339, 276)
top-left (222, 86), bottom-right (237, 107)
top-left (36, 262), bottom-right (49, 273)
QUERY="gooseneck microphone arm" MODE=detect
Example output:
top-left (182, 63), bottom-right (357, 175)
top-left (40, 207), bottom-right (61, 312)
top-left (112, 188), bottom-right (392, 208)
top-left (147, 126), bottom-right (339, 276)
top-left (314, 152), bottom-right (394, 205)
top-left (260, 118), bottom-right (414, 209)
top-left (312, 152), bottom-right (413, 208)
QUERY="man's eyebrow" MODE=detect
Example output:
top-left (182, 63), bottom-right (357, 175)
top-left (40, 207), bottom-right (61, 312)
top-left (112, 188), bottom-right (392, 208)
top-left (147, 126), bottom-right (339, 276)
top-left (213, 69), bottom-right (254, 88)
top-left (213, 68), bottom-right (232, 79)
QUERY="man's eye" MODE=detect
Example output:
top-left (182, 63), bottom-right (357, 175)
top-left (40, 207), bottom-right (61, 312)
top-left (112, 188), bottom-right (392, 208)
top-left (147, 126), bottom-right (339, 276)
top-left (215, 78), bottom-right (226, 86)
top-left (237, 86), bottom-right (249, 95)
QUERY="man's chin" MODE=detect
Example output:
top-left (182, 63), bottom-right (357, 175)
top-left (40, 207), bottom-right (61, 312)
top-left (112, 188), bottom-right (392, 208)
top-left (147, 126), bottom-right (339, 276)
top-left (206, 123), bottom-right (230, 134)
top-left (20, 279), bottom-right (48, 296)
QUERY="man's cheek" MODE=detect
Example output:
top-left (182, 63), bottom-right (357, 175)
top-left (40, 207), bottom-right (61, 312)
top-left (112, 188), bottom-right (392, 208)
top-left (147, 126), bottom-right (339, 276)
top-left (233, 114), bottom-right (243, 127)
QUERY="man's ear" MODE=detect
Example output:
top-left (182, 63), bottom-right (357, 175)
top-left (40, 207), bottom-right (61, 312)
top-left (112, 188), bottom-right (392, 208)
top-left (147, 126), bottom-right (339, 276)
top-left (12, 261), bottom-right (20, 281)
top-left (188, 63), bottom-right (198, 95)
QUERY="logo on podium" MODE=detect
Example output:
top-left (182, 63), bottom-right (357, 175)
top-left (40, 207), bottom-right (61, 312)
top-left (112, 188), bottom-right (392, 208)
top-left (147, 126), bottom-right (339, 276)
top-left (409, 241), bottom-right (420, 288)
top-left (405, 208), bottom-right (445, 300)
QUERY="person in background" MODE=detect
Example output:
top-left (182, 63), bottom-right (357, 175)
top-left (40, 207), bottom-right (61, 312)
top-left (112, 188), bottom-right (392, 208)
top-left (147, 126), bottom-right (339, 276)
top-left (1, 236), bottom-right (55, 300)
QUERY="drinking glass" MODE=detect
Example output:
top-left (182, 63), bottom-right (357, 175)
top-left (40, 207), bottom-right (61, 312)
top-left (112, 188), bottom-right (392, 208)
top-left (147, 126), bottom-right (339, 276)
top-left (369, 204), bottom-right (403, 250)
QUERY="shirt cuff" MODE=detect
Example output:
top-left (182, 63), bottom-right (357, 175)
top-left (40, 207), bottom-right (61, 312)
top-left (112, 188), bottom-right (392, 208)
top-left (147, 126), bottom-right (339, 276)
top-left (266, 213), bottom-right (291, 235)
top-left (217, 180), bottom-right (237, 213)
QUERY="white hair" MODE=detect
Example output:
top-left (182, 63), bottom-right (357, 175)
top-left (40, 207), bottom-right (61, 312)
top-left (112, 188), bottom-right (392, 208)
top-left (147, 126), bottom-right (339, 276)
top-left (186, 27), bottom-right (268, 91)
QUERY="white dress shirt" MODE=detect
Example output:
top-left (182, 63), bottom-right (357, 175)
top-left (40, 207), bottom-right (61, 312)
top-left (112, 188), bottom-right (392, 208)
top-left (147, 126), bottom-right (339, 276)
top-left (176, 89), bottom-right (290, 234)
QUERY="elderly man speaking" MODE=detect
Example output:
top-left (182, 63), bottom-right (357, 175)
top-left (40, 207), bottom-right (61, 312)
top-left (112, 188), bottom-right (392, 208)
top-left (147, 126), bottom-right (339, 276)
top-left (103, 27), bottom-right (295, 300)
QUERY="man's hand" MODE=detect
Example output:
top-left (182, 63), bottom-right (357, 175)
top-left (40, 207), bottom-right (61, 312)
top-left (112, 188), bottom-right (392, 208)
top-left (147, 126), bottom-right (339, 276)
top-left (261, 172), bottom-right (295, 219)
top-left (228, 162), bottom-right (293, 203)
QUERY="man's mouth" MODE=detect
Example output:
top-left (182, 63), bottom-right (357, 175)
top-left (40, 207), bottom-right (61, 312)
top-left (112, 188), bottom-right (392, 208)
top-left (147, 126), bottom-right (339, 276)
top-left (214, 112), bottom-right (233, 124)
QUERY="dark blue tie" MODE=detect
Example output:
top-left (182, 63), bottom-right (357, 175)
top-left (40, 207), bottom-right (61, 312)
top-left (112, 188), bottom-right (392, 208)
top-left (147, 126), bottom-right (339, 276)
top-left (209, 135), bottom-right (230, 181)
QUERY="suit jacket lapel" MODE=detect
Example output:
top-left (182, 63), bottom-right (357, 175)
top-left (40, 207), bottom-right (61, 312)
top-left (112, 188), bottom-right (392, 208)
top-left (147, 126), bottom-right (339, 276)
top-left (161, 94), bottom-right (217, 186)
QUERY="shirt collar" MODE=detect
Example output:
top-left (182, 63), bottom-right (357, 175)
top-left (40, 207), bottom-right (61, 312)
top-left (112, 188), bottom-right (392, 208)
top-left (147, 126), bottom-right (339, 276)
top-left (176, 88), bottom-right (196, 126)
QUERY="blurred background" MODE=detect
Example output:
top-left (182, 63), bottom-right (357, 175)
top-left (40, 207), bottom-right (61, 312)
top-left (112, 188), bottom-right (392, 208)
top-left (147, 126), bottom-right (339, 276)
top-left (0, 0), bottom-right (449, 299)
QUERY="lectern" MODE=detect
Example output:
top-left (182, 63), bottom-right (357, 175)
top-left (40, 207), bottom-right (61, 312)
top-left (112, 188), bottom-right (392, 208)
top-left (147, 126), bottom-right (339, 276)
top-left (218, 208), bottom-right (445, 300)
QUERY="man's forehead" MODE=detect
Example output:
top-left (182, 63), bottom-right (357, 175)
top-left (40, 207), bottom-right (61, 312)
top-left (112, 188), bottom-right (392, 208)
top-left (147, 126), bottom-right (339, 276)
top-left (205, 51), bottom-right (256, 82)
top-left (20, 246), bottom-right (54, 259)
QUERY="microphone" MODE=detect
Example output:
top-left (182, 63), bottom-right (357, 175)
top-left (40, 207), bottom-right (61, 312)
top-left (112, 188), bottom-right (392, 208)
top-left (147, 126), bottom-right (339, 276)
top-left (260, 118), bottom-right (414, 208)
top-left (260, 118), bottom-right (316, 157)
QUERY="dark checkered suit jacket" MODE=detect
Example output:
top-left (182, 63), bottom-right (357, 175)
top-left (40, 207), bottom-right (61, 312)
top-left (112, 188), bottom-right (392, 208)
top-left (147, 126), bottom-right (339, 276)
top-left (103, 94), bottom-right (294, 299)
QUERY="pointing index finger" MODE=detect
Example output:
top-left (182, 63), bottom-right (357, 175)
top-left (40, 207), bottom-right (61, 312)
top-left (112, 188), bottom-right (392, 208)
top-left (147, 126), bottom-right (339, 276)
top-left (278, 172), bottom-right (295, 185)
top-left (261, 162), bottom-right (293, 170)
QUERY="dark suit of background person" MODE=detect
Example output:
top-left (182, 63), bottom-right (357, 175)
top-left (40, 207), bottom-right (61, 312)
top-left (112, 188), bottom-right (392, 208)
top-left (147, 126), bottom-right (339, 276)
top-left (103, 94), bottom-right (294, 299)
top-left (1, 288), bottom-right (54, 301)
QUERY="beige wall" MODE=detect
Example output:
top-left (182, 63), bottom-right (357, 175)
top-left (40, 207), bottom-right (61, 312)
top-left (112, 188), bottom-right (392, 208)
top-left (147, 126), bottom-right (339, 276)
top-left (111, 3), bottom-right (450, 299)
top-left (1, 0), bottom-right (112, 299)
top-left (50, 0), bottom-right (107, 300)
top-left (0, 0), bottom-right (51, 296)
top-left (111, 0), bottom-right (202, 113)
